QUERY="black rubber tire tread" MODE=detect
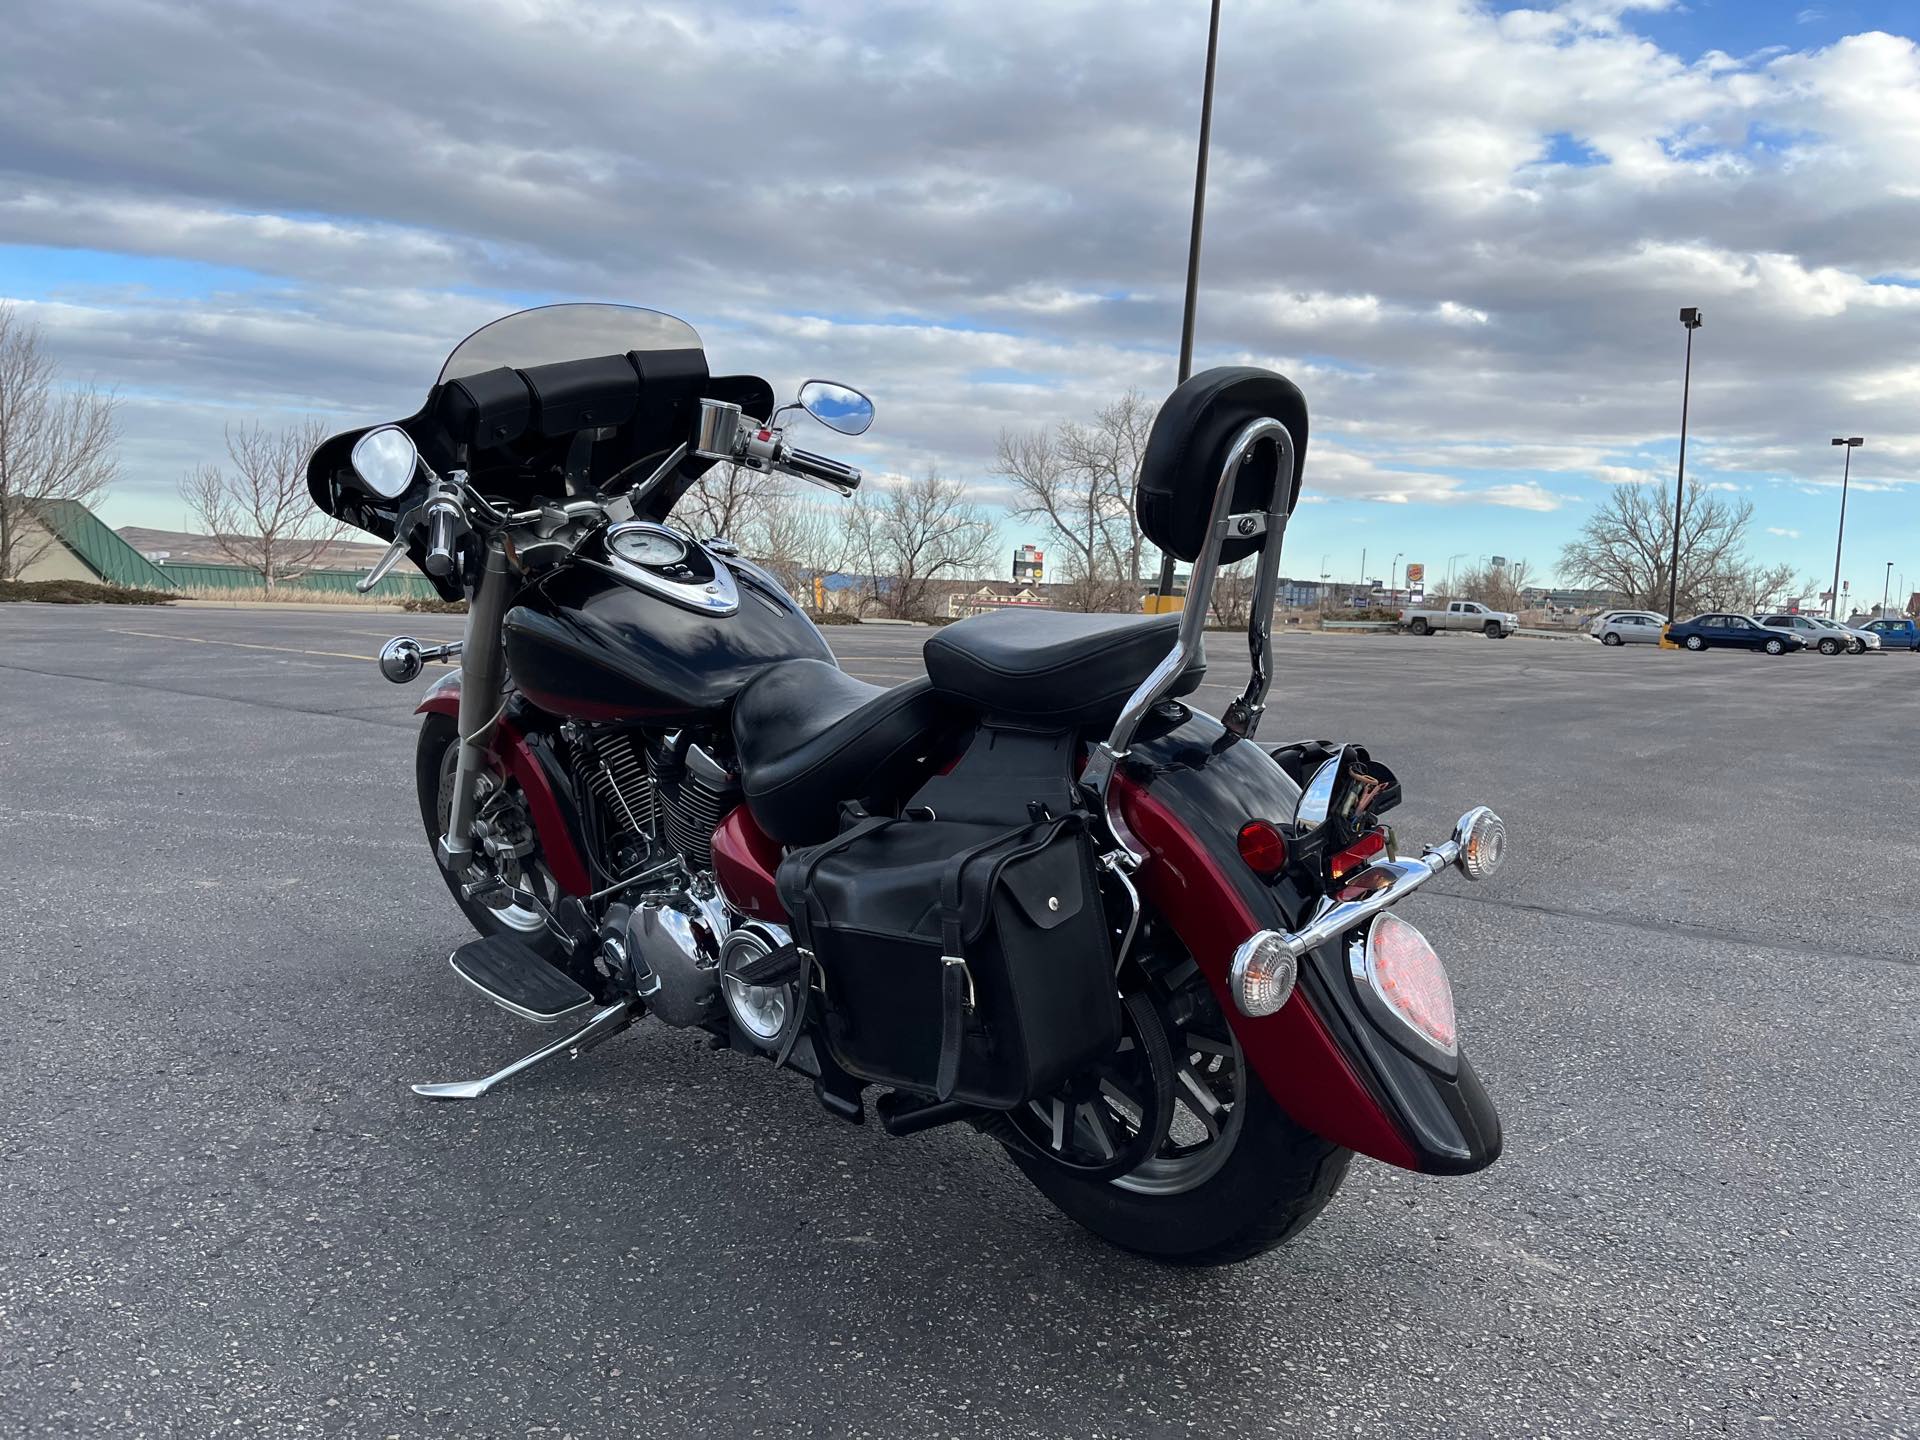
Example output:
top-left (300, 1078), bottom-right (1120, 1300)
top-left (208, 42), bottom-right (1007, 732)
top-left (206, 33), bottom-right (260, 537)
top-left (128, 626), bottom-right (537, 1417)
top-left (1010, 1072), bottom-right (1352, 1266)
top-left (1409, 618), bottom-right (1430, 636)
top-left (415, 713), bottom-right (567, 962)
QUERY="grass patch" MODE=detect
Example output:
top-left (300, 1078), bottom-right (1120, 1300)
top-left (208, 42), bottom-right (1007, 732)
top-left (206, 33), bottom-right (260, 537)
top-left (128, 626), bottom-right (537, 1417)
top-left (0, 579), bottom-right (175, 605)
top-left (402, 596), bottom-right (468, 614)
top-left (808, 610), bottom-right (862, 625)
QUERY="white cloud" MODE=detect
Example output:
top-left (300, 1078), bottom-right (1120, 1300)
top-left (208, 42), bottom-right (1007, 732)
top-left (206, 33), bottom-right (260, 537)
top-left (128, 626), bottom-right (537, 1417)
top-left (1767, 526), bottom-right (1801, 538)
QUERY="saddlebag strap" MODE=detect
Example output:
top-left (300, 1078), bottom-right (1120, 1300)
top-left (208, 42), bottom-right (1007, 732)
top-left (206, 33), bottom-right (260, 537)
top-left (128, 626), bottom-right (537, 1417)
top-left (934, 852), bottom-right (977, 1102)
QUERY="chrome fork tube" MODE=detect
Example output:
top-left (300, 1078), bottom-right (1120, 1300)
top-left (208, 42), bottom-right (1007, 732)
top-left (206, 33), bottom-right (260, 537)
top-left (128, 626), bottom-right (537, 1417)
top-left (438, 538), bottom-right (511, 872)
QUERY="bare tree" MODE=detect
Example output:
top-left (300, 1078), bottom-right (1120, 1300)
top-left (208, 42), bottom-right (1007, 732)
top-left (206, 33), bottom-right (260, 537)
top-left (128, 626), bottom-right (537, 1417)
top-left (0, 305), bottom-right (119, 580)
top-left (678, 460), bottom-right (782, 543)
top-left (748, 483), bottom-right (849, 603)
top-left (180, 419), bottom-right (345, 589)
top-left (842, 466), bottom-right (995, 621)
top-left (996, 390), bottom-right (1154, 612)
top-left (1559, 483), bottom-right (1790, 617)
top-left (1446, 558), bottom-right (1535, 612)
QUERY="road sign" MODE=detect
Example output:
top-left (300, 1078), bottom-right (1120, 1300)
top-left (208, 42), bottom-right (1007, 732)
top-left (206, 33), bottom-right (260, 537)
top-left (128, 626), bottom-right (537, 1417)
top-left (1405, 563), bottom-right (1425, 586)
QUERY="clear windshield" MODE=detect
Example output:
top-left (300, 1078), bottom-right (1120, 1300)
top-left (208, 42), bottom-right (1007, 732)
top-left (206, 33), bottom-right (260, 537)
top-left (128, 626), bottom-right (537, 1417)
top-left (438, 303), bottom-right (702, 384)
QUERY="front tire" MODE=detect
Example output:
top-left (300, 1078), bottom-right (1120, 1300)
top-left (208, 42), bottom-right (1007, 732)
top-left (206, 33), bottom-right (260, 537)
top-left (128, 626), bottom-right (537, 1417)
top-left (415, 713), bottom-right (566, 961)
top-left (1847, 638), bottom-right (1865, 655)
top-left (1764, 637), bottom-right (1786, 655)
top-left (1818, 637), bottom-right (1842, 656)
top-left (1483, 620), bottom-right (1501, 638)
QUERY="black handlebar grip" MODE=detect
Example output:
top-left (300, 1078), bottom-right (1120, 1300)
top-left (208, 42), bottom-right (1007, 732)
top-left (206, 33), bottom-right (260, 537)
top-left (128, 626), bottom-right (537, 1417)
top-left (786, 447), bottom-right (862, 491)
top-left (423, 507), bottom-right (457, 577)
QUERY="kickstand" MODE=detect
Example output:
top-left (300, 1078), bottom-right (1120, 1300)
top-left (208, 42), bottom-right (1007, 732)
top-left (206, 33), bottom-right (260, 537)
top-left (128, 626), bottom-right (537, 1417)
top-left (412, 1000), bottom-right (635, 1101)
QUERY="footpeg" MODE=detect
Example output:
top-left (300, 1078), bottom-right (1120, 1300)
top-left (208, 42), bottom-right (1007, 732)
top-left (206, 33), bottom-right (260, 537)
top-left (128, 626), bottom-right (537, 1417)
top-left (448, 936), bottom-right (594, 1024)
top-left (732, 941), bottom-right (806, 988)
top-left (412, 1000), bottom-right (635, 1102)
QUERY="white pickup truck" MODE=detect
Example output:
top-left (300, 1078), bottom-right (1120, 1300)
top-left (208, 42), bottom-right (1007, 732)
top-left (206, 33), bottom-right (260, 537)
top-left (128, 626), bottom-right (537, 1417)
top-left (1399, 600), bottom-right (1518, 638)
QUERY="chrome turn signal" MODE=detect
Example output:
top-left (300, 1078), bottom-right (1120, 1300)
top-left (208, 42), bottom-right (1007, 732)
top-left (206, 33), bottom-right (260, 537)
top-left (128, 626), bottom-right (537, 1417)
top-left (1229, 930), bottom-right (1299, 1017)
top-left (1452, 806), bottom-right (1506, 882)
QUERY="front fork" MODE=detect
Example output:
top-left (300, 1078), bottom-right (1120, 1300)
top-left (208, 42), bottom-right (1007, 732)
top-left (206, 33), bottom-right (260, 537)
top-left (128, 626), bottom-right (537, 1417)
top-left (438, 537), bottom-right (512, 872)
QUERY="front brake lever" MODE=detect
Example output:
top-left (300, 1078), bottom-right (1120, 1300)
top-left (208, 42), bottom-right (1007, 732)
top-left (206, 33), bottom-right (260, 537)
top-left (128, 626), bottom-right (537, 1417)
top-left (356, 498), bottom-right (427, 592)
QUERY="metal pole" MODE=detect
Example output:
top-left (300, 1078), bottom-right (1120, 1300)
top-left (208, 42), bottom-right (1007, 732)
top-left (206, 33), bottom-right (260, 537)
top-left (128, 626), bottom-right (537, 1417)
top-left (1667, 323), bottom-right (1695, 622)
top-left (1829, 444), bottom-right (1852, 620)
top-left (1359, 548), bottom-right (1367, 603)
top-left (1155, 0), bottom-right (1222, 603)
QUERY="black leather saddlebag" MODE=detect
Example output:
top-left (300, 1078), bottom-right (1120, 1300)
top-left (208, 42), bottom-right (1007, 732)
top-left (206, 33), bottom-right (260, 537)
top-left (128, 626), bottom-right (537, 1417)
top-left (775, 813), bottom-right (1120, 1109)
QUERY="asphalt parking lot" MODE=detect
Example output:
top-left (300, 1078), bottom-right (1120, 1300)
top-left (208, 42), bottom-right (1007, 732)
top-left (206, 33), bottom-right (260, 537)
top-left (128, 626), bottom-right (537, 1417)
top-left (3, 604), bottom-right (1917, 1438)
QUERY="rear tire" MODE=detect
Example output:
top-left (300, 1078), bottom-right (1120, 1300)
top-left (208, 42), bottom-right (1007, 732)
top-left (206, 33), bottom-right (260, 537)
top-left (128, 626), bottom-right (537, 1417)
top-left (415, 713), bottom-right (567, 962)
top-left (1684, 635), bottom-right (1706, 651)
top-left (1013, 1069), bottom-right (1351, 1265)
top-left (1602, 631), bottom-right (1623, 646)
top-left (1409, 618), bottom-right (1430, 636)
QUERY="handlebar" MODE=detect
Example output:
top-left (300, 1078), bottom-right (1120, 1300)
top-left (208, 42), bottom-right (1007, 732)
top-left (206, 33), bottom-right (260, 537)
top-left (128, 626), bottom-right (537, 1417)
top-left (784, 446), bottom-right (862, 494)
top-left (423, 502), bottom-right (459, 577)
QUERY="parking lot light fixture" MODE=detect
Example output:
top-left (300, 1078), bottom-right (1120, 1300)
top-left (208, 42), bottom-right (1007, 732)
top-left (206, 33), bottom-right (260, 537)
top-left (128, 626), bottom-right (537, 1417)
top-left (1668, 306), bottom-right (1703, 623)
top-left (1828, 436), bottom-right (1864, 620)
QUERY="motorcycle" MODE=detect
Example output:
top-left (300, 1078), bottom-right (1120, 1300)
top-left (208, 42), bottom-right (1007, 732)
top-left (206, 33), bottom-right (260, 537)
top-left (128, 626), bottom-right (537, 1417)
top-left (307, 302), bottom-right (1505, 1264)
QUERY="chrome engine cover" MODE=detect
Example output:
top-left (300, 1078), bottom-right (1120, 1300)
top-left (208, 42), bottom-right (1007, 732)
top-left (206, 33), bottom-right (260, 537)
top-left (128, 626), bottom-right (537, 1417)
top-left (718, 921), bottom-right (796, 1052)
top-left (608, 885), bottom-right (730, 1028)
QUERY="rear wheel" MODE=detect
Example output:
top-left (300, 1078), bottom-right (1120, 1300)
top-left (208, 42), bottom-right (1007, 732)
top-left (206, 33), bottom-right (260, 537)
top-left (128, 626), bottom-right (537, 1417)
top-left (1008, 962), bottom-right (1351, 1265)
top-left (1601, 631), bottom-right (1623, 646)
top-left (1409, 618), bottom-right (1430, 636)
top-left (415, 713), bottom-right (566, 961)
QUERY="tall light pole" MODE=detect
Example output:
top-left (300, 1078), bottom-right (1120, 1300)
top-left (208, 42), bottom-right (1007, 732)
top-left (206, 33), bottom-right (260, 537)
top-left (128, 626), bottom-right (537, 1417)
top-left (1155, 0), bottom-right (1223, 603)
top-left (1884, 561), bottom-right (1894, 619)
top-left (1667, 307), bottom-right (1703, 622)
top-left (1447, 552), bottom-right (1467, 594)
top-left (1828, 436), bottom-right (1863, 619)
top-left (1391, 551), bottom-right (1403, 599)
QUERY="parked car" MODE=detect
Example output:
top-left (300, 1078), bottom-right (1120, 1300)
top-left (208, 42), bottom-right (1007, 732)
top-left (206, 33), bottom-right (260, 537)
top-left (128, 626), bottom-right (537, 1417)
top-left (1861, 616), bottom-right (1920, 651)
top-left (1758, 614), bottom-right (1879, 654)
top-left (1668, 613), bottom-right (1806, 654)
top-left (1595, 610), bottom-right (1667, 645)
top-left (1400, 599), bottom-right (1518, 637)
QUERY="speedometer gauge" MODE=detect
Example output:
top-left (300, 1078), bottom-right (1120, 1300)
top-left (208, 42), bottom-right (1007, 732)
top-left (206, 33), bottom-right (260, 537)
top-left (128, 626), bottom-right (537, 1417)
top-left (607, 525), bottom-right (688, 569)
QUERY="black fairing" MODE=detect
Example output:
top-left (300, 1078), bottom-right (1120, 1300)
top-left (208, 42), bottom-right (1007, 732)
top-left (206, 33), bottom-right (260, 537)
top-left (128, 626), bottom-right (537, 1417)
top-left (1125, 709), bottom-right (1503, 1175)
top-left (305, 344), bottom-right (775, 602)
top-left (503, 559), bottom-right (834, 723)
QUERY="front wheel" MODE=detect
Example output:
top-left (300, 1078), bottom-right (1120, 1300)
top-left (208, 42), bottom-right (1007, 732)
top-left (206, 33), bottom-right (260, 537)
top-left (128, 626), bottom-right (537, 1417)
top-left (1483, 620), bottom-right (1501, 638)
top-left (1847, 638), bottom-right (1865, 655)
top-left (1764, 637), bottom-right (1786, 655)
top-left (415, 713), bottom-right (566, 961)
top-left (1818, 637), bottom-right (1842, 656)
top-left (1009, 991), bottom-right (1351, 1265)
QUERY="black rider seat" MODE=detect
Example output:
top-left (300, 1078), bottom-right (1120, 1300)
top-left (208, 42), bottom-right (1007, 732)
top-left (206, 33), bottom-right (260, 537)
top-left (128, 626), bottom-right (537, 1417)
top-left (732, 659), bottom-right (947, 846)
top-left (924, 610), bottom-right (1205, 727)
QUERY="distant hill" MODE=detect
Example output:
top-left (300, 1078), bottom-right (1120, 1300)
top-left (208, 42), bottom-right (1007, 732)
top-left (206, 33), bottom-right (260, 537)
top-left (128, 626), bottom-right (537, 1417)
top-left (116, 525), bottom-right (392, 570)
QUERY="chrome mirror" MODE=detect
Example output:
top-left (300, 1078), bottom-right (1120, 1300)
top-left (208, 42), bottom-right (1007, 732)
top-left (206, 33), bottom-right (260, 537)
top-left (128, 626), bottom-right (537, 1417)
top-left (1294, 754), bottom-right (1341, 834)
top-left (349, 425), bottom-right (419, 500)
top-left (797, 380), bottom-right (874, 436)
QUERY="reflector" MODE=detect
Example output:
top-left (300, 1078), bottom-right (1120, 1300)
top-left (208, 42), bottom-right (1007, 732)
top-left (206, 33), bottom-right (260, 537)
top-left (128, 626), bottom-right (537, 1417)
top-left (1237, 820), bottom-right (1288, 876)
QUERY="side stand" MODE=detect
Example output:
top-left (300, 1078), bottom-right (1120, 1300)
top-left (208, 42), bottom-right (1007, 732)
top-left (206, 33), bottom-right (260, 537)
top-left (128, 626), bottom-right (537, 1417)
top-left (411, 1000), bottom-right (636, 1102)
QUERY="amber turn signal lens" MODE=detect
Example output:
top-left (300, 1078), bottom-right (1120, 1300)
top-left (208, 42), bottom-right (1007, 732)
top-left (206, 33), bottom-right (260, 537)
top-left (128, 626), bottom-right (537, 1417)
top-left (1237, 820), bottom-right (1288, 877)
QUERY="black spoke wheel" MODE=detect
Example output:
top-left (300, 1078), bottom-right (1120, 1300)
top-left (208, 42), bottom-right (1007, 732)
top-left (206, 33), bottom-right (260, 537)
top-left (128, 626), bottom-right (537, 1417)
top-left (1004, 992), bottom-right (1175, 1181)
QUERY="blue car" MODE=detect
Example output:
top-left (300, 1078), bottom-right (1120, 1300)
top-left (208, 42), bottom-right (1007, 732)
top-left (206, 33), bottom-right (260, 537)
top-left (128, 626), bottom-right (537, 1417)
top-left (1667, 613), bottom-right (1806, 654)
top-left (1861, 617), bottom-right (1920, 651)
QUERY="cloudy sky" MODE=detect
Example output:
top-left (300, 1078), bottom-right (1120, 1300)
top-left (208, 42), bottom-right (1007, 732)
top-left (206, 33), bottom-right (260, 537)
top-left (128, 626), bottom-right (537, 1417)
top-left (4, 0), bottom-right (1917, 597)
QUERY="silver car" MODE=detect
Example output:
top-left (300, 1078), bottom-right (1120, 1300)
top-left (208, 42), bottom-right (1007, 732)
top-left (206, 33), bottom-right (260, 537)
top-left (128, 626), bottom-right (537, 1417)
top-left (1595, 611), bottom-right (1667, 645)
top-left (1758, 614), bottom-right (1879, 655)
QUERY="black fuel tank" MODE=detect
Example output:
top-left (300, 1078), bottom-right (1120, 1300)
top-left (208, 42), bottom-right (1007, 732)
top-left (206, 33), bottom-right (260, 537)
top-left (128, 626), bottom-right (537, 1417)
top-left (504, 560), bottom-right (835, 723)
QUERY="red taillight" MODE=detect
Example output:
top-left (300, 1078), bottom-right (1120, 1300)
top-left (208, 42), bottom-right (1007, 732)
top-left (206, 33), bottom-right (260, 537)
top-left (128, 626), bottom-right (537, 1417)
top-left (1351, 912), bottom-right (1457, 1062)
top-left (1329, 830), bottom-right (1387, 880)
top-left (1237, 820), bottom-right (1288, 876)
